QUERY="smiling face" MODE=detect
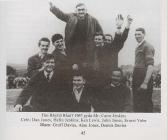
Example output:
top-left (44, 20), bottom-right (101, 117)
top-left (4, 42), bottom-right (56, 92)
top-left (39, 41), bottom-right (50, 55)
top-left (53, 38), bottom-right (65, 51)
top-left (111, 71), bottom-right (122, 86)
top-left (104, 35), bottom-right (113, 45)
top-left (43, 59), bottom-right (55, 73)
top-left (135, 30), bottom-right (145, 43)
top-left (73, 76), bottom-right (85, 90)
top-left (76, 5), bottom-right (87, 19)
top-left (94, 35), bottom-right (104, 47)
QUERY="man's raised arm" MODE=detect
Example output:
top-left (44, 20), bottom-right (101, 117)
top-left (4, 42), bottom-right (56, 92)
top-left (121, 15), bottom-right (133, 42)
top-left (112, 15), bottom-right (133, 50)
top-left (111, 14), bottom-right (124, 49)
top-left (49, 2), bottom-right (70, 22)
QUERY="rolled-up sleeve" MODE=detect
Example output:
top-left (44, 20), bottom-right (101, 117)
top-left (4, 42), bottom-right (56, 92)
top-left (144, 45), bottom-right (155, 66)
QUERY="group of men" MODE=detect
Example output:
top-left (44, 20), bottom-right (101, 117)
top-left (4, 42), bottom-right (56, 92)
top-left (14, 2), bottom-right (155, 112)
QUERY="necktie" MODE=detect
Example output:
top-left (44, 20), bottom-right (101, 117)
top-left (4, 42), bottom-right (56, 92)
top-left (46, 73), bottom-right (50, 81)
top-left (74, 89), bottom-right (80, 103)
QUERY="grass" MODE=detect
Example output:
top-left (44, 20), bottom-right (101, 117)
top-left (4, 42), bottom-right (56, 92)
top-left (6, 88), bottom-right (161, 112)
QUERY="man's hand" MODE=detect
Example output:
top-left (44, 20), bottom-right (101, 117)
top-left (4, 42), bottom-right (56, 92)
top-left (72, 64), bottom-right (79, 70)
top-left (140, 82), bottom-right (148, 90)
top-left (126, 15), bottom-right (133, 28)
top-left (38, 66), bottom-right (44, 72)
top-left (49, 1), bottom-right (54, 9)
top-left (14, 104), bottom-right (23, 112)
top-left (116, 14), bottom-right (124, 29)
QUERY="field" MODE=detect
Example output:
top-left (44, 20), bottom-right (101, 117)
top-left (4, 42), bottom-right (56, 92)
top-left (6, 88), bottom-right (161, 112)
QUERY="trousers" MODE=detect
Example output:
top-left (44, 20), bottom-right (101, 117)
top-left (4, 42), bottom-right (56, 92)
top-left (132, 68), bottom-right (153, 112)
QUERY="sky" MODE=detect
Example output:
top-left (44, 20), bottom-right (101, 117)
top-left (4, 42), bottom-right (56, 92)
top-left (0, 0), bottom-right (161, 66)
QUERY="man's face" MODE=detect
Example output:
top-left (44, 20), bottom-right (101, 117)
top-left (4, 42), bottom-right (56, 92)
top-left (53, 38), bottom-right (65, 51)
top-left (94, 35), bottom-right (104, 47)
top-left (111, 71), bottom-right (122, 86)
top-left (104, 35), bottom-right (113, 45)
top-left (76, 5), bottom-right (87, 19)
top-left (43, 59), bottom-right (55, 73)
top-left (73, 76), bottom-right (85, 89)
top-left (135, 31), bottom-right (145, 43)
top-left (39, 41), bottom-right (50, 55)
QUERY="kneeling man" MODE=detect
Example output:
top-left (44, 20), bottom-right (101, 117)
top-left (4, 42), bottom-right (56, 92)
top-left (14, 54), bottom-right (68, 112)
top-left (102, 68), bottom-right (132, 112)
top-left (69, 70), bottom-right (97, 112)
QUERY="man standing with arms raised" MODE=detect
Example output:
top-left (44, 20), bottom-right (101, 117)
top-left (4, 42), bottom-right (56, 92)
top-left (49, 2), bottom-right (103, 69)
top-left (103, 15), bottom-right (133, 73)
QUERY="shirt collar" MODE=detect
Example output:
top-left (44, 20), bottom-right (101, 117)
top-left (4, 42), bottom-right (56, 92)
top-left (73, 86), bottom-right (84, 103)
top-left (137, 39), bottom-right (145, 47)
top-left (110, 82), bottom-right (121, 87)
top-left (110, 83), bottom-right (116, 87)
top-left (59, 50), bottom-right (66, 56)
top-left (44, 71), bottom-right (54, 80)
top-left (73, 86), bottom-right (84, 93)
top-left (38, 52), bottom-right (46, 59)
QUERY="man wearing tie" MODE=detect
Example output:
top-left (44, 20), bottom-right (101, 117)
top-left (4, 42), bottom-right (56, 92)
top-left (14, 54), bottom-right (69, 112)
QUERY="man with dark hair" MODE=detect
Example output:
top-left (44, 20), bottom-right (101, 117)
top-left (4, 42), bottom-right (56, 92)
top-left (92, 32), bottom-right (105, 71)
top-left (103, 15), bottom-right (133, 74)
top-left (132, 27), bottom-right (155, 112)
top-left (101, 68), bottom-right (132, 112)
top-left (84, 32), bottom-right (106, 90)
top-left (68, 70), bottom-right (98, 112)
top-left (49, 2), bottom-right (103, 68)
top-left (87, 15), bottom-right (132, 88)
top-left (14, 54), bottom-right (69, 112)
top-left (27, 37), bottom-right (50, 78)
top-left (51, 33), bottom-right (69, 68)
top-left (136, 27), bottom-right (145, 34)
top-left (104, 34), bottom-right (113, 46)
top-left (51, 33), bottom-right (72, 88)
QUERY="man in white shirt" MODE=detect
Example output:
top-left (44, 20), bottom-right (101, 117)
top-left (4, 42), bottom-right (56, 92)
top-left (69, 70), bottom-right (95, 112)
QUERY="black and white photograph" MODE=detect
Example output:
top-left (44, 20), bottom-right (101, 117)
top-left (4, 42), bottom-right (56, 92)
top-left (1, 0), bottom-right (167, 140)
top-left (3, 0), bottom-right (161, 113)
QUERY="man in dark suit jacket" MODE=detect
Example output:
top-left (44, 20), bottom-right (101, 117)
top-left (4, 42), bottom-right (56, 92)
top-left (49, 2), bottom-right (103, 67)
top-left (101, 15), bottom-right (133, 75)
top-left (87, 15), bottom-right (133, 91)
top-left (14, 54), bottom-right (69, 112)
top-left (51, 34), bottom-right (71, 70)
top-left (68, 70), bottom-right (97, 112)
top-left (51, 34), bottom-right (72, 89)
top-left (101, 68), bottom-right (132, 112)
top-left (27, 37), bottom-right (50, 78)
